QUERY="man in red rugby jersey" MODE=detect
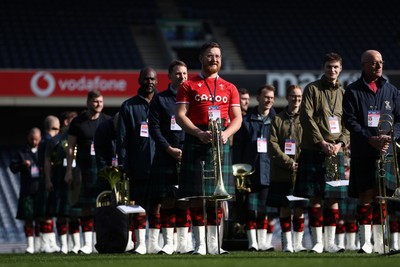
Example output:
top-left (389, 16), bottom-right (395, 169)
top-left (175, 41), bottom-right (242, 255)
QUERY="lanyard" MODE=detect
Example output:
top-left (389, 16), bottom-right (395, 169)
top-left (288, 114), bottom-right (294, 138)
top-left (203, 77), bottom-right (218, 104)
top-left (325, 89), bottom-right (338, 116)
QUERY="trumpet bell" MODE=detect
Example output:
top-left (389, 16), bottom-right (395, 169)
top-left (213, 185), bottom-right (233, 200)
top-left (96, 190), bottom-right (113, 207)
top-left (232, 163), bottom-right (254, 176)
top-left (233, 163), bottom-right (253, 193)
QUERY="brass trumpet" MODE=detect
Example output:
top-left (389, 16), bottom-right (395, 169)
top-left (232, 163), bottom-right (254, 193)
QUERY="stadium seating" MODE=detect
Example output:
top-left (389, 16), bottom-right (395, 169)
top-left (177, 0), bottom-right (400, 70)
top-left (0, 0), bottom-right (154, 69)
top-left (0, 147), bottom-right (25, 244)
top-left (1, 0), bottom-right (399, 70)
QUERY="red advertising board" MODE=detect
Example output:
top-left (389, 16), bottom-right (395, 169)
top-left (0, 70), bottom-right (176, 97)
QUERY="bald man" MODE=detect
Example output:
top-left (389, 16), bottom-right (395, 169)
top-left (10, 127), bottom-right (42, 253)
top-left (36, 115), bottom-right (61, 253)
top-left (117, 67), bottom-right (158, 254)
top-left (343, 50), bottom-right (400, 254)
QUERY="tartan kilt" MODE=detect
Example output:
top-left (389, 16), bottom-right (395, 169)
top-left (34, 176), bottom-right (49, 217)
top-left (70, 163), bottom-right (98, 217)
top-left (293, 149), bottom-right (347, 199)
top-left (178, 133), bottom-right (234, 199)
top-left (338, 197), bottom-right (358, 221)
top-left (148, 151), bottom-right (180, 201)
top-left (47, 165), bottom-right (71, 217)
top-left (348, 156), bottom-right (397, 198)
top-left (387, 201), bottom-right (400, 217)
top-left (247, 185), bottom-right (269, 212)
top-left (148, 173), bottom-right (178, 201)
top-left (382, 155), bottom-right (400, 212)
top-left (382, 155), bottom-right (398, 191)
top-left (268, 181), bottom-right (309, 209)
top-left (16, 194), bottom-right (36, 220)
top-left (129, 178), bottom-right (150, 208)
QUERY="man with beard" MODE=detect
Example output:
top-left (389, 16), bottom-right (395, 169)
top-left (65, 90), bottom-right (111, 254)
top-left (175, 42), bottom-right (242, 255)
top-left (117, 67), bottom-right (157, 254)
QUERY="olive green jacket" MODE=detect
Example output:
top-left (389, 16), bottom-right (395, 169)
top-left (299, 76), bottom-right (348, 151)
top-left (268, 107), bottom-right (302, 183)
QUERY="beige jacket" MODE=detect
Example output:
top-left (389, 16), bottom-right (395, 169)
top-left (268, 107), bottom-right (302, 184)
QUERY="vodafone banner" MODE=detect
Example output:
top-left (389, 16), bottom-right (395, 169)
top-left (0, 70), bottom-right (172, 97)
top-left (3, 69), bottom-right (400, 107)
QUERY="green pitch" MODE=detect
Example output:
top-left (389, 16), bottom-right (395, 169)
top-left (1, 251), bottom-right (400, 267)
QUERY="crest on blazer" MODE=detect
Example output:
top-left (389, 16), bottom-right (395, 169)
top-left (385, 100), bottom-right (391, 111)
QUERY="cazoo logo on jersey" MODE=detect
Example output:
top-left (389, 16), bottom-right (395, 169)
top-left (194, 94), bottom-right (228, 103)
top-left (30, 71), bottom-right (127, 97)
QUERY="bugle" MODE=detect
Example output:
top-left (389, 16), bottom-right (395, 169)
top-left (232, 163), bottom-right (254, 193)
top-left (97, 166), bottom-right (131, 207)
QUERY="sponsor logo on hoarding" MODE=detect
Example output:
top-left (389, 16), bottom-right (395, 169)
top-left (30, 71), bottom-right (56, 97)
top-left (266, 72), bottom-right (388, 97)
top-left (30, 71), bottom-right (128, 97)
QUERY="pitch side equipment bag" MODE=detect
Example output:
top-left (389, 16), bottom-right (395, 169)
top-left (94, 206), bottom-right (129, 253)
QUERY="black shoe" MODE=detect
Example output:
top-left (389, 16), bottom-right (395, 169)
top-left (357, 249), bottom-right (366, 254)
